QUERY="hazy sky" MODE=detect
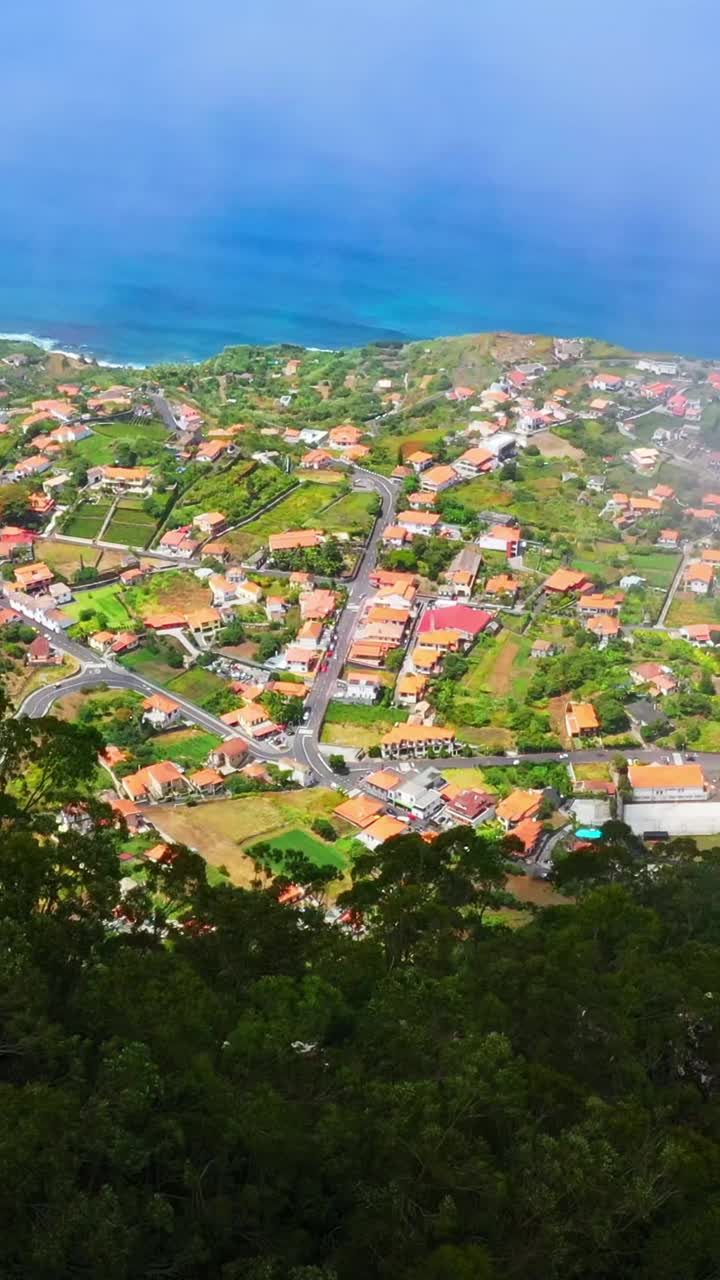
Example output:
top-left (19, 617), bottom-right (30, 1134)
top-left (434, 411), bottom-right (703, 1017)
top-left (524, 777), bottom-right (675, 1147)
top-left (2, 0), bottom-right (719, 356)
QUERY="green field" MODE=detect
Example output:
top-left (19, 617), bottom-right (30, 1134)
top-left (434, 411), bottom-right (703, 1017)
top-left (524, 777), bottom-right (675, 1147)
top-left (320, 490), bottom-right (377, 534)
top-left (144, 787), bottom-right (345, 884)
top-left (103, 504), bottom-right (158, 547)
top-left (118, 643), bottom-right (186, 684)
top-left (124, 569), bottom-right (209, 618)
top-left (166, 666), bottom-right (230, 707)
top-left (453, 472), bottom-right (609, 541)
top-left (666, 591), bottom-right (720, 627)
top-left (225, 481), bottom-right (344, 558)
top-left (569, 544), bottom-right (680, 591)
top-left (321, 701), bottom-right (407, 749)
top-left (147, 728), bottom-right (222, 770)
top-left (266, 828), bottom-right (357, 872)
top-left (61, 500), bottom-right (112, 538)
top-left (73, 419), bottom-right (168, 467)
top-left (64, 583), bottom-right (134, 628)
top-left (92, 418), bottom-right (168, 443)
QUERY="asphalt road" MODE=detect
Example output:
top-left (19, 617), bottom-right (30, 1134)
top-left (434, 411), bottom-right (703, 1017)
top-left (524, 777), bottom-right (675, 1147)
top-left (293, 469), bottom-right (399, 780)
top-left (17, 456), bottom-right (720, 789)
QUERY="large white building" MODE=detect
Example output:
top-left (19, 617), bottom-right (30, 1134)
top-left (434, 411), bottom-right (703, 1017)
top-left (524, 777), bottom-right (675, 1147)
top-left (628, 763), bottom-right (706, 803)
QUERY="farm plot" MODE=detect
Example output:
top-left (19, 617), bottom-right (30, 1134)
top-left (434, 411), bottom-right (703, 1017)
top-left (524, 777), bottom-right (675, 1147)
top-left (103, 503), bottom-right (158, 547)
top-left (61, 501), bottom-right (112, 539)
top-left (145, 788), bottom-right (343, 884)
top-left (225, 481), bottom-right (343, 558)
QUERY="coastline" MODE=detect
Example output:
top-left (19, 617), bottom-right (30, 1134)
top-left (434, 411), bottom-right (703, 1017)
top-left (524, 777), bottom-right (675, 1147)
top-left (0, 331), bottom-right (148, 370)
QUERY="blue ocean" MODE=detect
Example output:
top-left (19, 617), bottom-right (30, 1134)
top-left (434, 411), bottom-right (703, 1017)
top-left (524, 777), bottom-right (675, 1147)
top-left (1, 198), bottom-right (719, 367)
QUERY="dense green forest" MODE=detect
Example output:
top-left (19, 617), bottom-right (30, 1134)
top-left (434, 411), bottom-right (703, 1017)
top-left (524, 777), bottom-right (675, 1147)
top-left (3, 691), bottom-right (720, 1279)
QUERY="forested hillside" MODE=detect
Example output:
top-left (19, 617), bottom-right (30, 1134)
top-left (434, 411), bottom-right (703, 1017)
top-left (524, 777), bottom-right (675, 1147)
top-left (2, 691), bottom-right (720, 1279)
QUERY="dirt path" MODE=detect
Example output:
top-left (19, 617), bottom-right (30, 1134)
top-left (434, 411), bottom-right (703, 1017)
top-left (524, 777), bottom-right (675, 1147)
top-left (489, 634), bottom-right (520, 696)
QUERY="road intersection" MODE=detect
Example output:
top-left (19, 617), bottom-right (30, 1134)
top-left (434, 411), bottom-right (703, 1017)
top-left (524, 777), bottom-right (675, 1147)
top-left (13, 460), bottom-right (715, 795)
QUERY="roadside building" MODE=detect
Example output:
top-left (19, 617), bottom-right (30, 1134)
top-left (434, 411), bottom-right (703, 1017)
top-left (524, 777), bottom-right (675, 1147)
top-left (628, 763), bottom-right (706, 802)
top-left (397, 510), bottom-right (441, 536)
top-left (381, 724), bottom-right (456, 759)
top-left (343, 670), bottom-right (383, 703)
top-left (544, 569), bottom-right (593, 594)
top-left (565, 701), bottom-right (600, 738)
top-left (495, 790), bottom-right (542, 829)
top-left (333, 793), bottom-right (387, 828)
top-left (419, 464), bottom-right (459, 493)
top-left (686, 562), bottom-right (714, 595)
top-left (358, 814), bottom-right (409, 849)
top-left (142, 694), bottom-right (182, 731)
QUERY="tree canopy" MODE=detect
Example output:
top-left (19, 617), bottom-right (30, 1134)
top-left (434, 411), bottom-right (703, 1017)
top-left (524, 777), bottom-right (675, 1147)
top-left (3, 692), bottom-right (720, 1278)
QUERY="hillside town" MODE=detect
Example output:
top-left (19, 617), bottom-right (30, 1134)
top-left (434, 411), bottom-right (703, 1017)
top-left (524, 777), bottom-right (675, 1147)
top-left (3, 330), bottom-right (720, 890)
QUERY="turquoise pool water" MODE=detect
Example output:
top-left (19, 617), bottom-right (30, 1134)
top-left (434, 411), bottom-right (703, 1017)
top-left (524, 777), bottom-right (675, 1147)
top-left (575, 827), bottom-right (602, 840)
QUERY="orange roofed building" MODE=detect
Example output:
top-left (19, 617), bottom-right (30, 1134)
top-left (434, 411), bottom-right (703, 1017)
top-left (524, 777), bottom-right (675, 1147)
top-left (544, 568), bottom-right (593, 594)
top-left (333, 793), bottom-right (387, 828)
top-left (629, 762), bottom-right (705, 802)
top-left (269, 529), bottom-right (324, 552)
top-left (495, 790), bottom-right (542, 830)
top-left (565, 701), bottom-right (600, 738)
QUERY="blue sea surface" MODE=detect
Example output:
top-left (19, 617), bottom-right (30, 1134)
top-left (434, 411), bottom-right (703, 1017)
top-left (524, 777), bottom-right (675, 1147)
top-left (1, 199), bottom-right (719, 365)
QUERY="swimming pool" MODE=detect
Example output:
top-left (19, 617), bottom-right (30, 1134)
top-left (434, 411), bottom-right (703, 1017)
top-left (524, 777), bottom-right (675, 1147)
top-left (575, 827), bottom-right (602, 840)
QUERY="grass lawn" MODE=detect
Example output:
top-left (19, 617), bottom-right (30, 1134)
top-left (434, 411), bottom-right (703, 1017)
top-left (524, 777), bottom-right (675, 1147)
top-left (570, 544), bottom-right (680, 591)
top-left (321, 701), bottom-right (407, 749)
top-left (145, 787), bottom-right (342, 884)
top-left (118, 643), bottom-right (186, 684)
top-left (103, 505), bottom-right (157, 547)
top-left (666, 591), bottom-right (720, 627)
top-left (573, 762), bottom-right (612, 781)
top-left (453, 725), bottom-right (515, 749)
top-left (166, 666), bottom-right (230, 706)
top-left (320, 490), bottom-right (377, 534)
top-left (73, 434), bottom-right (117, 467)
top-left (93, 418), bottom-right (168, 443)
top-left (62, 500), bottom-right (112, 538)
top-left (225, 481), bottom-right (343, 559)
top-left (461, 632), bottom-right (533, 699)
top-left (147, 728), bottom-right (221, 769)
top-left (265, 828), bottom-right (356, 872)
top-left (442, 766), bottom-right (498, 791)
top-left (64, 583), bottom-right (135, 627)
top-left (124, 570), bottom-right (209, 619)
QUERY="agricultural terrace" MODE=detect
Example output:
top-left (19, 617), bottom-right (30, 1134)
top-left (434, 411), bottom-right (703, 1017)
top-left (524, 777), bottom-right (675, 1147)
top-left (170, 459), bottom-right (294, 530)
top-left (61, 500), bottom-right (112, 539)
top-left (103, 500), bottom-right (158, 547)
top-left (223, 480), bottom-right (352, 558)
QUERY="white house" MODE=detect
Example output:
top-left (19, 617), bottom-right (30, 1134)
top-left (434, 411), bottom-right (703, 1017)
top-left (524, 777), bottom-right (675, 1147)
top-left (628, 763), bottom-right (706, 803)
top-left (142, 694), bottom-right (182, 731)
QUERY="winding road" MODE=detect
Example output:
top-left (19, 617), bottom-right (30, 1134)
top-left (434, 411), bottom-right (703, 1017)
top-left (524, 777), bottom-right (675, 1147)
top-left (14, 464), bottom-right (401, 775)
top-left (16, 447), bottom-right (720, 788)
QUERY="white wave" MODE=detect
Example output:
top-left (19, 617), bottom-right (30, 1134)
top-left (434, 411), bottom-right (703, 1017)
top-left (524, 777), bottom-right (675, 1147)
top-left (0, 331), bottom-right (58, 352)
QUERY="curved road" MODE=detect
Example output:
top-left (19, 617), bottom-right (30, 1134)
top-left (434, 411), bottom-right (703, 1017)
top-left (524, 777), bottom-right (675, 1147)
top-left (17, 454), bottom-right (720, 786)
top-left (15, 464), bottom-right (400, 777)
